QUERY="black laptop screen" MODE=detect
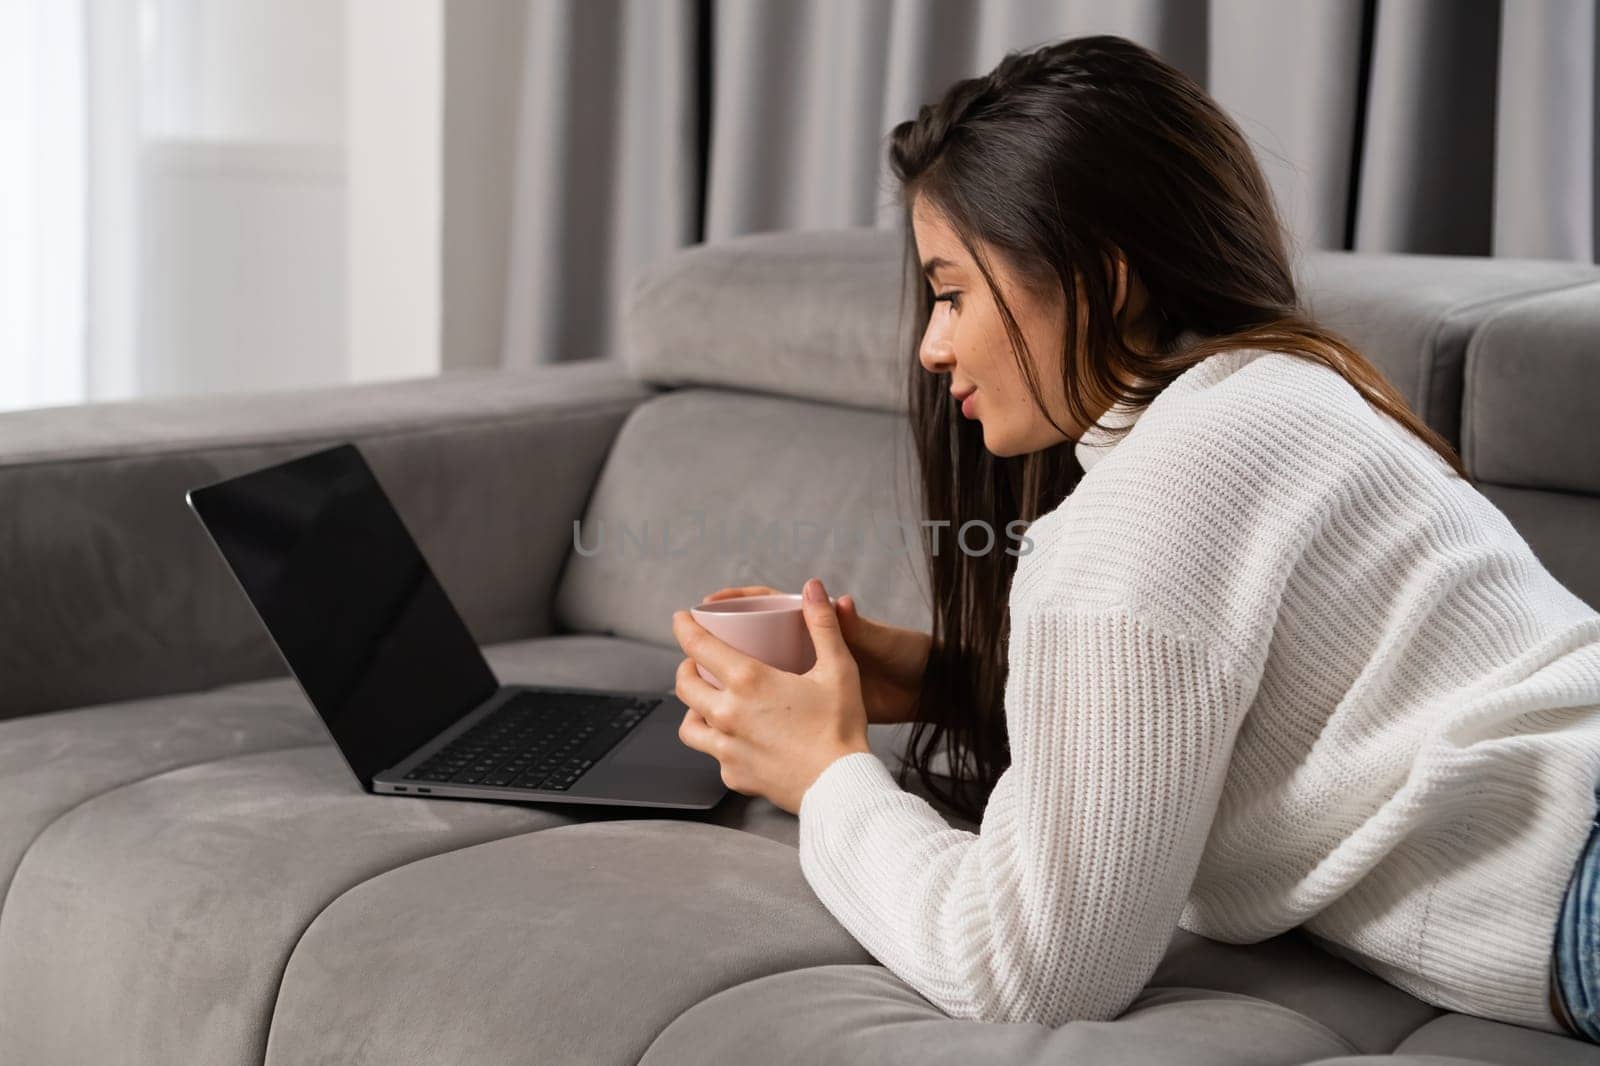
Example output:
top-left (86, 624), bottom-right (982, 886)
top-left (186, 443), bottom-right (499, 788)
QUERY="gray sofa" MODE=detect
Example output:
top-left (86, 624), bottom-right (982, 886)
top-left (2, 226), bottom-right (1599, 1066)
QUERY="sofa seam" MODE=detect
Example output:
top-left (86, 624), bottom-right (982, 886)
top-left (0, 741), bottom-right (334, 929)
top-left (0, 737), bottom-right (559, 1063)
top-left (1460, 278), bottom-right (1600, 486)
top-left (1471, 478), bottom-right (1600, 503)
top-left (1137, 986), bottom-right (1363, 1056)
top-left (3, 405), bottom-right (646, 719)
top-left (255, 820), bottom-right (570, 1065)
top-left (626, 374), bottom-right (907, 417)
top-left (256, 818), bottom-right (756, 1062)
top-left (0, 396), bottom-right (650, 474)
top-left (1413, 276), bottom-right (1600, 445)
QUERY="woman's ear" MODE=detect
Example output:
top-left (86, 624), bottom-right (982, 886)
top-left (1110, 252), bottom-right (1130, 318)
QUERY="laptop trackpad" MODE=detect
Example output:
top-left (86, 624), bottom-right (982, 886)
top-left (608, 704), bottom-right (711, 769)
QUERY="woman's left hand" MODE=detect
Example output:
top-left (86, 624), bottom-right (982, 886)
top-left (672, 577), bottom-right (873, 815)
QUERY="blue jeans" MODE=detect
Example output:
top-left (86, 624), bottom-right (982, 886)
top-left (1554, 786), bottom-right (1600, 1041)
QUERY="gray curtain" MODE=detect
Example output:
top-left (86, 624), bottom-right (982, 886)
top-left (481, 0), bottom-right (1599, 372)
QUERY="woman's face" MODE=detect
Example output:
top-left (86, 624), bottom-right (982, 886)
top-left (912, 198), bottom-right (1127, 457)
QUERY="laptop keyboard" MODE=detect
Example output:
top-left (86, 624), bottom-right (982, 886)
top-left (402, 690), bottom-right (662, 791)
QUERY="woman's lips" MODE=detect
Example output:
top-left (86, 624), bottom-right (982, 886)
top-left (961, 391), bottom-right (978, 418)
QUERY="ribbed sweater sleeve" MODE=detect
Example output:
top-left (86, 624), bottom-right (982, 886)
top-left (797, 604), bottom-right (1251, 1026)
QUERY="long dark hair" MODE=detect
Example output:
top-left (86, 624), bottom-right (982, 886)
top-left (886, 34), bottom-right (1468, 824)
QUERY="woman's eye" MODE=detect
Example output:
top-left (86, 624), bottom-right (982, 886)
top-left (933, 292), bottom-right (960, 310)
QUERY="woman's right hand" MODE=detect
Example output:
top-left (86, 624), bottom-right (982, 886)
top-left (698, 585), bottom-right (931, 725)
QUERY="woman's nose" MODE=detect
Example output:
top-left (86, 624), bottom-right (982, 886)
top-left (919, 334), bottom-right (954, 375)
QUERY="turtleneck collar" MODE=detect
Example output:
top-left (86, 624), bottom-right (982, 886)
top-left (1073, 328), bottom-right (1205, 474)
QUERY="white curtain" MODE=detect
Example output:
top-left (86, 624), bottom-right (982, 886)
top-left (497, 0), bottom-right (1600, 374)
top-left (0, 0), bottom-right (142, 414)
top-left (1, 0), bottom-right (87, 411)
top-left (7, 0), bottom-right (1597, 409)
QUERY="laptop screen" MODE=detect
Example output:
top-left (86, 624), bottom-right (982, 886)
top-left (186, 442), bottom-right (499, 788)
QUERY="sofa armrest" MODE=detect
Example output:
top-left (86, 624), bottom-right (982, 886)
top-left (0, 360), bottom-right (657, 721)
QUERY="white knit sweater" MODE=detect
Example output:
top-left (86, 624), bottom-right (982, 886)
top-left (798, 344), bottom-right (1600, 1033)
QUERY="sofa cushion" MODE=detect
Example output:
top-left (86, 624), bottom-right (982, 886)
top-left (621, 228), bottom-right (908, 413)
top-left (612, 226), bottom-right (1600, 626)
top-left (0, 633), bottom-right (694, 1065)
top-left (551, 387), bottom-right (934, 648)
top-left (1478, 484), bottom-right (1600, 613)
top-left (0, 630), bottom-right (943, 1064)
top-left (263, 820), bottom-right (873, 1065)
top-left (0, 672), bottom-right (329, 907)
top-left (0, 360), bottom-right (652, 721)
top-left (619, 226), bottom-right (1600, 448)
top-left (3, 639), bottom-right (1596, 1064)
top-left (0, 631), bottom-right (698, 898)
top-left (1462, 280), bottom-right (1600, 495)
top-left (1453, 279), bottom-right (1600, 612)
top-left (642, 937), bottom-right (1594, 1065)
top-left (1395, 1012), bottom-right (1600, 1065)
top-left (1295, 255), bottom-right (1600, 446)
top-left (645, 969), bottom-right (1356, 1066)
top-left (0, 632), bottom-right (700, 894)
top-left (0, 743), bottom-right (572, 1065)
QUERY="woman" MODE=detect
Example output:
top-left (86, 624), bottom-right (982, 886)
top-left (668, 34), bottom-right (1600, 1037)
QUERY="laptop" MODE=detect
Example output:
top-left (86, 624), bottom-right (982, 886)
top-left (184, 441), bottom-right (727, 810)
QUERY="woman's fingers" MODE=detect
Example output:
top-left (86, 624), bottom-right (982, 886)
top-left (677, 703), bottom-right (720, 756)
top-left (675, 655), bottom-right (729, 731)
top-left (836, 595), bottom-right (858, 633)
top-left (671, 611), bottom-right (763, 697)
top-left (838, 600), bottom-right (892, 657)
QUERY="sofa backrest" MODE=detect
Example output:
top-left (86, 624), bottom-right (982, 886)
top-left (0, 362), bottom-right (653, 720)
top-left (552, 227), bottom-right (1600, 648)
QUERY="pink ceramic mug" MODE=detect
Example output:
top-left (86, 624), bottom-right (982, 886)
top-left (688, 592), bottom-right (838, 690)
